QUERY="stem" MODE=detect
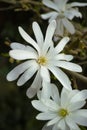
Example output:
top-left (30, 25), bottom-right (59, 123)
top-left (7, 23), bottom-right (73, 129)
top-left (66, 70), bottom-right (87, 83)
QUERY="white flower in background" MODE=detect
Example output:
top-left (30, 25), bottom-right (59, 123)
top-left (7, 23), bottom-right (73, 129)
top-left (7, 20), bottom-right (82, 98)
top-left (41, 0), bottom-right (87, 36)
top-left (32, 85), bottom-right (87, 130)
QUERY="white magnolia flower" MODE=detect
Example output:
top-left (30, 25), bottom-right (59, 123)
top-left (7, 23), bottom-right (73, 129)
top-left (32, 84), bottom-right (87, 130)
top-left (7, 20), bottom-right (82, 98)
top-left (41, 0), bottom-right (87, 36)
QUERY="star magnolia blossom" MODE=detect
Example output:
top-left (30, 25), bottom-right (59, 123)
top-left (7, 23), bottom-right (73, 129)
top-left (32, 83), bottom-right (87, 130)
top-left (7, 20), bottom-right (82, 98)
top-left (41, 0), bottom-right (87, 36)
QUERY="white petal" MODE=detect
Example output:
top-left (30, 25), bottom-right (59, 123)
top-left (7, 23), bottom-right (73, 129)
top-left (67, 89), bottom-right (79, 100)
top-left (48, 13), bottom-right (59, 23)
top-left (68, 101), bottom-right (86, 111)
top-left (42, 0), bottom-right (59, 11)
top-left (41, 81), bottom-right (52, 100)
top-left (55, 18), bottom-right (64, 36)
top-left (55, 54), bottom-right (73, 61)
top-left (48, 66), bottom-right (72, 90)
top-left (9, 50), bottom-right (38, 60)
top-left (18, 26), bottom-right (40, 53)
top-left (42, 124), bottom-right (53, 130)
top-left (55, 37), bottom-right (70, 53)
top-left (40, 66), bottom-right (50, 82)
top-left (32, 22), bottom-right (44, 48)
top-left (47, 117), bottom-right (61, 126)
top-left (54, 0), bottom-right (68, 9)
top-left (31, 100), bottom-right (48, 112)
top-left (65, 8), bottom-right (82, 20)
top-left (41, 11), bottom-right (58, 20)
top-left (6, 60), bottom-right (35, 81)
top-left (26, 70), bottom-right (41, 98)
top-left (65, 116), bottom-right (80, 130)
top-left (57, 119), bottom-right (66, 130)
top-left (11, 42), bottom-right (26, 49)
top-left (17, 63), bottom-right (39, 86)
top-left (53, 124), bottom-right (58, 130)
top-left (61, 88), bottom-right (71, 107)
top-left (42, 20), bottom-right (56, 54)
top-left (50, 84), bottom-right (60, 104)
top-left (46, 46), bottom-right (56, 59)
top-left (36, 112), bottom-right (57, 120)
top-left (45, 99), bottom-right (59, 111)
top-left (62, 18), bottom-right (75, 34)
top-left (71, 109), bottom-right (87, 126)
top-left (69, 2), bottom-right (87, 8)
top-left (10, 42), bottom-right (37, 53)
top-left (55, 61), bottom-right (82, 72)
top-left (70, 90), bottom-right (87, 103)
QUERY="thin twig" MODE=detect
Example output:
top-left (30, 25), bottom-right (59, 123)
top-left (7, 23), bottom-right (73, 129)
top-left (66, 70), bottom-right (87, 83)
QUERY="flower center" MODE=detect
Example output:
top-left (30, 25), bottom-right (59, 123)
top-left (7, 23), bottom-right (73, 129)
top-left (59, 11), bottom-right (65, 18)
top-left (58, 108), bottom-right (68, 117)
top-left (37, 56), bottom-right (47, 65)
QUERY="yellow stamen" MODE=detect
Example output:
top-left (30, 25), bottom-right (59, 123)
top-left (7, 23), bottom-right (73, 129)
top-left (58, 108), bottom-right (68, 117)
top-left (37, 56), bottom-right (47, 65)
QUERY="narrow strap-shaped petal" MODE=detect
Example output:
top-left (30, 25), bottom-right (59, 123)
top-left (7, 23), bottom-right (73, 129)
top-left (11, 42), bottom-right (26, 49)
top-left (57, 119), bottom-right (66, 130)
top-left (54, 0), bottom-right (68, 10)
top-left (48, 12), bottom-right (59, 23)
top-left (11, 42), bottom-right (37, 53)
top-left (26, 70), bottom-right (41, 98)
top-left (65, 116), bottom-right (81, 130)
top-left (17, 63), bottom-right (39, 86)
top-left (54, 60), bottom-right (82, 72)
top-left (62, 18), bottom-right (75, 34)
top-left (50, 84), bottom-right (60, 104)
top-left (55, 37), bottom-right (70, 53)
top-left (41, 11), bottom-right (58, 20)
top-left (53, 124), bottom-right (59, 130)
top-left (18, 26), bottom-right (40, 53)
top-left (32, 22), bottom-right (44, 48)
top-left (71, 109), bottom-right (87, 126)
top-left (47, 117), bottom-right (61, 126)
top-left (48, 66), bottom-right (72, 90)
top-left (36, 112), bottom-right (57, 120)
top-left (55, 54), bottom-right (73, 61)
top-left (40, 66), bottom-right (50, 82)
top-left (42, 0), bottom-right (59, 11)
top-left (43, 99), bottom-right (59, 111)
top-left (9, 50), bottom-right (38, 60)
top-left (61, 88), bottom-right (71, 107)
top-left (55, 18), bottom-right (64, 36)
top-left (65, 8), bottom-right (82, 20)
top-left (68, 101), bottom-right (86, 111)
top-left (42, 20), bottom-right (56, 54)
top-left (70, 90), bottom-right (87, 103)
top-left (6, 60), bottom-right (36, 81)
top-left (54, 0), bottom-right (68, 5)
top-left (42, 124), bottom-right (53, 130)
top-left (41, 81), bottom-right (52, 100)
top-left (69, 2), bottom-right (87, 8)
top-left (31, 100), bottom-right (48, 112)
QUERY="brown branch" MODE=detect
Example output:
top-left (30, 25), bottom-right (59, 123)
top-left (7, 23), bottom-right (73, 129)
top-left (66, 70), bottom-right (87, 84)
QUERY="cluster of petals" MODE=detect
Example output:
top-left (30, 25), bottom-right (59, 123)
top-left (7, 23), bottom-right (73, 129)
top-left (41, 0), bottom-right (87, 36)
top-left (7, 20), bottom-right (82, 98)
top-left (32, 82), bottom-right (87, 130)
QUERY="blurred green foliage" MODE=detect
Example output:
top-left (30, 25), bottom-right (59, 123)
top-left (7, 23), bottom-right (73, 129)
top-left (0, 0), bottom-right (87, 130)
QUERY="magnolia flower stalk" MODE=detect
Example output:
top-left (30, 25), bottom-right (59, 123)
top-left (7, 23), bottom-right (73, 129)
top-left (32, 83), bottom-right (87, 130)
top-left (41, 0), bottom-right (87, 36)
top-left (7, 20), bottom-right (82, 98)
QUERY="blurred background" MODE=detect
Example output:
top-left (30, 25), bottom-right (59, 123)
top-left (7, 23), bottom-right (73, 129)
top-left (0, 0), bottom-right (87, 130)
